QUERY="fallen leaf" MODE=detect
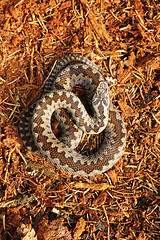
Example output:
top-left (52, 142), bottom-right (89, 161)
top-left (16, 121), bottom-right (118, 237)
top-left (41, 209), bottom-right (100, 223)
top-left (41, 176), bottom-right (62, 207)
top-left (118, 100), bottom-right (134, 116)
top-left (43, 218), bottom-right (72, 240)
top-left (59, 1), bottom-right (72, 10)
top-left (80, 0), bottom-right (112, 42)
top-left (107, 169), bottom-right (118, 184)
top-left (93, 191), bottom-right (108, 207)
top-left (73, 217), bottom-right (86, 240)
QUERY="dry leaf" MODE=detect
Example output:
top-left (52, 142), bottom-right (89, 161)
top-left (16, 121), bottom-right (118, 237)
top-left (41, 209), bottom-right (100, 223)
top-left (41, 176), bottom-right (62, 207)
top-left (93, 191), bottom-right (108, 207)
top-left (80, 0), bottom-right (112, 42)
top-left (118, 100), bottom-right (134, 116)
top-left (43, 218), bottom-right (72, 240)
top-left (107, 169), bottom-right (118, 184)
top-left (17, 224), bottom-right (37, 240)
top-left (146, 56), bottom-right (160, 71)
top-left (73, 217), bottom-right (86, 240)
top-left (59, 1), bottom-right (72, 10)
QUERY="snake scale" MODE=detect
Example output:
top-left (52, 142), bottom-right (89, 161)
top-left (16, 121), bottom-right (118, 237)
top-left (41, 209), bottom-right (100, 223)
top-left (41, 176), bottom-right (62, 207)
top-left (19, 53), bottom-right (127, 176)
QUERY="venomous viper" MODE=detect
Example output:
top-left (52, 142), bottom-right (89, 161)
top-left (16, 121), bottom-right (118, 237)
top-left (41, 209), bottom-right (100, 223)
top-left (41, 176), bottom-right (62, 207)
top-left (19, 53), bottom-right (127, 176)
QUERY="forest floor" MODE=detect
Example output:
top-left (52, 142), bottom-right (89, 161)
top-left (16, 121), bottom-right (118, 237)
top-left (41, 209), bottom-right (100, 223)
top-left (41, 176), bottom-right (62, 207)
top-left (0, 0), bottom-right (159, 239)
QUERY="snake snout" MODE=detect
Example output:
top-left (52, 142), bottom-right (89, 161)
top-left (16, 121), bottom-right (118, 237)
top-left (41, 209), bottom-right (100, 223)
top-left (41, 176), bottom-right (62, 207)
top-left (92, 81), bottom-right (110, 113)
top-left (97, 81), bottom-right (108, 94)
top-left (95, 81), bottom-right (109, 100)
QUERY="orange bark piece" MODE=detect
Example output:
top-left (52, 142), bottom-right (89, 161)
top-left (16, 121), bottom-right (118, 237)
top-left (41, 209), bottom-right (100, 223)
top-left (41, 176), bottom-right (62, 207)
top-left (118, 100), bottom-right (134, 115)
top-left (73, 217), bottom-right (86, 240)
top-left (107, 169), bottom-right (118, 184)
top-left (74, 182), bottom-right (114, 191)
top-left (80, 0), bottom-right (112, 42)
top-left (43, 218), bottom-right (72, 240)
top-left (59, 1), bottom-right (72, 10)
top-left (93, 191), bottom-right (108, 207)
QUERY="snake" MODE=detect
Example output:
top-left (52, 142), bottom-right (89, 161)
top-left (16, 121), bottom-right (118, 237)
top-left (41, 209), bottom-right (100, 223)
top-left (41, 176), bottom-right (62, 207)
top-left (19, 53), bottom-right (127, 176)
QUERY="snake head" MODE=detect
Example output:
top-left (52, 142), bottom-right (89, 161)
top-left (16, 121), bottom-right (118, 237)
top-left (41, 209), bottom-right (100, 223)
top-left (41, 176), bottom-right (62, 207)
top-left (92, 81), bottom-right (110, 108)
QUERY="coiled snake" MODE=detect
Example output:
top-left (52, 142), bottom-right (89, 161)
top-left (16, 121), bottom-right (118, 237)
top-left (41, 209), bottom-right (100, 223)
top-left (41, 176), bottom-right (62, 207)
top-left (19, 53), bottom-right (127, 176)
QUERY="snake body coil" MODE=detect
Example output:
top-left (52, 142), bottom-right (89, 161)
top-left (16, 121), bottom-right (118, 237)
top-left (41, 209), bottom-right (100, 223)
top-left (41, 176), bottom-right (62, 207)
top-left (19, 53), bottom-right (127, 176)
